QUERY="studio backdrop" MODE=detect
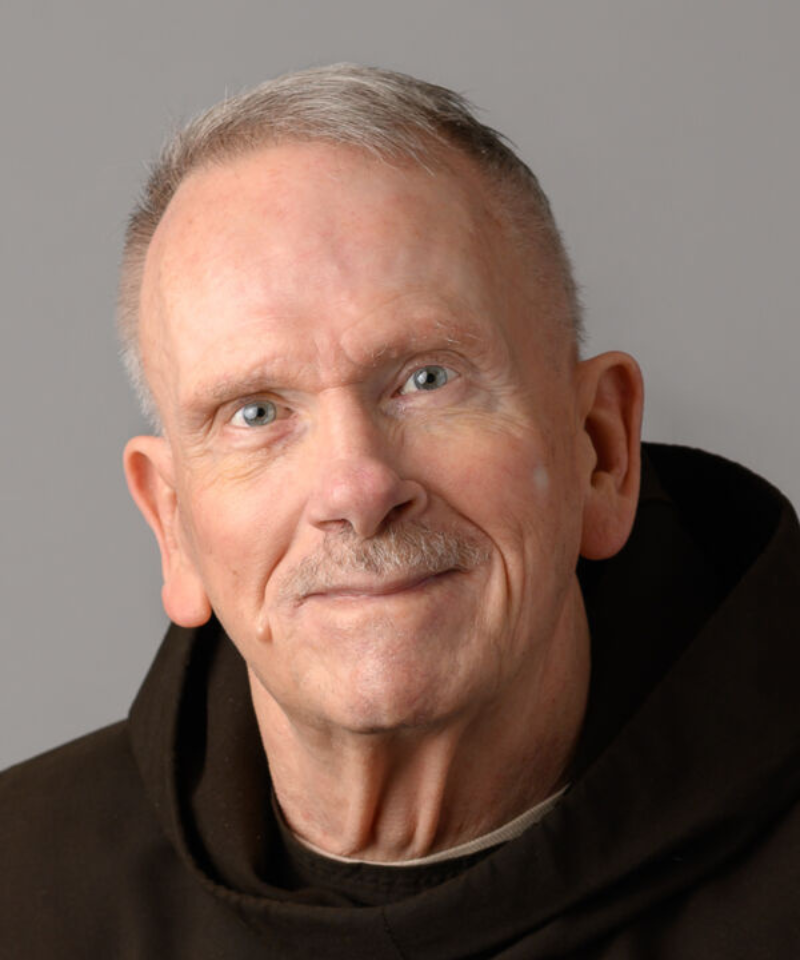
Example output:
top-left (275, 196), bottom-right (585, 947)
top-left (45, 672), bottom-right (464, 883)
top-left (2, 0), bottom-right (798, 767)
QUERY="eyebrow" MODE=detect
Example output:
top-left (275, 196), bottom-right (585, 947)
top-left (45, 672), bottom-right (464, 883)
top-left (182, 314), bottom-right (488, 419)
top-left (189, 362), bottom-right (296, 409)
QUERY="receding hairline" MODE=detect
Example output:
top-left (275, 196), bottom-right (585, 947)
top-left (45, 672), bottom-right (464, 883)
top-left (117, 64), bottom-right (583, 429)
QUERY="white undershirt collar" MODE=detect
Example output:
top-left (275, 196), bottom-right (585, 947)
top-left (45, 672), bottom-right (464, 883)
top-left (291, 784), bottom-right (568, 868)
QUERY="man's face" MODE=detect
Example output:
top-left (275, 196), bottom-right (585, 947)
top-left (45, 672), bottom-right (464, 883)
top-left (137, 143), bottom-right (593, 733)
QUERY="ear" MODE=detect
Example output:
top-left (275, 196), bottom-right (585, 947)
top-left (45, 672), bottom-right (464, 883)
top-left (123, 436), bottom-right (212, 627)
top-left (576, 352), bottom-right (644, 560)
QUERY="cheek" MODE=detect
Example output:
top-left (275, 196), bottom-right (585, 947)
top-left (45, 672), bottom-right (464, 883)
top-left (414, 424), bottom-right (581, 582)
top-left (417, 425), bottom-right (554, 523)
top-left (179, 468), bottom-right (301, 606)
top-left (533, 463), bottom-right (551, 494)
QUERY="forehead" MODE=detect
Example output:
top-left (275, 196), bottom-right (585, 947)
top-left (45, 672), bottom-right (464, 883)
top-left (140, 142), bottom-right (549, 412)
top-left (152, 143), bottom-right (506, 298)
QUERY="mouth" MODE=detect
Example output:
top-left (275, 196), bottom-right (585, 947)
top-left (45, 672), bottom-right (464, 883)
top-left (302, 569), bottom-right (457, 602)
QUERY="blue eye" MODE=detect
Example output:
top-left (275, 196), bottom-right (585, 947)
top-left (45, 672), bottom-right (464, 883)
top-left (232, 400), bottom-right (277, 427)
top-left (399, 365), bottom-right (457, 395)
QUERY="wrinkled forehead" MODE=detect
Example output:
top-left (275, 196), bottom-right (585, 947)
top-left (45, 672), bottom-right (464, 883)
top-left (138, 143), bottom-right (566, 417)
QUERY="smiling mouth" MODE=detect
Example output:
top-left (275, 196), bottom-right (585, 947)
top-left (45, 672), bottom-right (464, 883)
top-left (303, 569), bottom-right (456, 602)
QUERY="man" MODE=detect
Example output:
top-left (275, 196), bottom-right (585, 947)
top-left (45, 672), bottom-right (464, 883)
top-left (1, 64), bottom-right (798, 958)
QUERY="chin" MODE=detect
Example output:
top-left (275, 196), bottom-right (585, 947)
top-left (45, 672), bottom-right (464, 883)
top-left (320, 664), bottom-right (464, 736)
top-left (258, 595), bottom-right (491, 733)
top-left (331, 703), bottom-right (450, 737)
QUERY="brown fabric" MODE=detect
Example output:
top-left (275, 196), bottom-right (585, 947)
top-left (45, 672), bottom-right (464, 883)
top-left (1, 443), bottom-right (799, 958)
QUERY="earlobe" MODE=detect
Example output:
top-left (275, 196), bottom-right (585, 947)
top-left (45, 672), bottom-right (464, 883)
top-left (123, 436), bottom-right (212, 628)
top-left (577, 352), bottom-right (644, 560)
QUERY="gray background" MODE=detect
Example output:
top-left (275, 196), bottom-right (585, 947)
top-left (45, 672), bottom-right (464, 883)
top-left (2, 0), bottom-right (798, 769)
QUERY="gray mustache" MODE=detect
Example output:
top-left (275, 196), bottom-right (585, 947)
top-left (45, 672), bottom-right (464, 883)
top-left (283, 522), bottom-right (491, 602)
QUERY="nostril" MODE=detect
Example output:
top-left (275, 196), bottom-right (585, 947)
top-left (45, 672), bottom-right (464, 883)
top-left (383, 500), bottom-right (415, 528)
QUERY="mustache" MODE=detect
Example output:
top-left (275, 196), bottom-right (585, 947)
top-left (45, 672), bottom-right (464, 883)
top-left (281, 521), bottom-right (491, 603)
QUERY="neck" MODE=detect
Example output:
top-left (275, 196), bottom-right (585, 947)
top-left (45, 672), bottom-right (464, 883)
top-left (248, 585), bottom-right (590, 863)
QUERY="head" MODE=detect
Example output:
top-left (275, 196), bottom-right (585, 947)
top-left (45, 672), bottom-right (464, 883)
top-left (122, 66), bottom-right (643, 735)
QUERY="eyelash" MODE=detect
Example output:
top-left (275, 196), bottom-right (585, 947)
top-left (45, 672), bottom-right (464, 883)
top-left (397, 363), bottom-right (459, 396)
top-left (230, 399), bottom-right (282, 428)
top-left (228, 362), bottom-right (461, 429)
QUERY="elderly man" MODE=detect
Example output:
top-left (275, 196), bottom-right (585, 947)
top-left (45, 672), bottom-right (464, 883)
top-left (2, 65), bottom-right (798, 958)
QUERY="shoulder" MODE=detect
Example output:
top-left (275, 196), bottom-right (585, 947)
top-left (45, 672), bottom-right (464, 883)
top-left (0, 722), bottom-right (171, 957)
top-left (598, 795), bottom-right (800, 957)
top-left (0, 719), bottom-right (160, 875)
top-left (0, 718), bottom-right (262, 958)
top-left (0, 720), bottom-right (144, 843)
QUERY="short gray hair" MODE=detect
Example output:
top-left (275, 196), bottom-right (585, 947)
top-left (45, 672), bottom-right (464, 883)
top-left (118, 63), bottom-right (582, 428)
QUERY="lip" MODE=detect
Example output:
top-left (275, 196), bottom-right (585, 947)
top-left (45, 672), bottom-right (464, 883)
top-left (303, 570), bottom-right (454, 602)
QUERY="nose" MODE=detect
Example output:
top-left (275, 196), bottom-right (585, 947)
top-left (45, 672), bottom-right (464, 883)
top-left (306, 397), bottom-right (428, 539)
